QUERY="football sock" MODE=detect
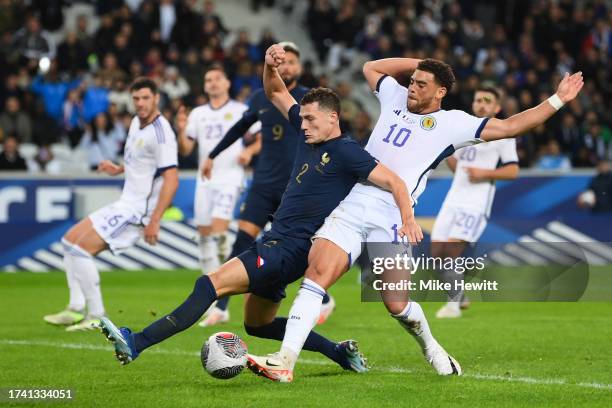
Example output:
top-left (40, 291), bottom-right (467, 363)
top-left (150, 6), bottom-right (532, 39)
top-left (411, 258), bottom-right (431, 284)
top-left (281, 278), bottom-right (326, 369)
top-left (61, 238), bottom-right (86, 312)
top-left (216, 229), bottom-right (255, 311)
top-left (198, 235), bottom-right (220, 273)
top-left (134, 275), bottom-right (217, 352)
top-left (245, 317), bottom-right (349, 369)
top-left (392, 301), bottom-right (439, 354)
top-left (439, 266), bottom-right (463, 302)
top-left (63, 240), bottom-right (104, 318)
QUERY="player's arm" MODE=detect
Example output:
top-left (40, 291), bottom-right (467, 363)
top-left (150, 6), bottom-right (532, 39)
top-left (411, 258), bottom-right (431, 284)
top-left (464, 163), bottom-right (519, 183)
top-left (362, 58), bottom-right (421, 91)
top-left (446, 156), bottom-right (458, 173)
top-left (481, 72), bottom-right (584, 142)
top-left (144, 167), bottom-right (178, 245)
top-left (238, 132), bottom-right (261, 166)
top-left (97, 160), bottom-right (124, 176)
top-left (263, 44), bottom-right (298, 120)
top-left (367, 163), bottom-right (423, 243)
top-left (175, 106), bottom-right (195, 156)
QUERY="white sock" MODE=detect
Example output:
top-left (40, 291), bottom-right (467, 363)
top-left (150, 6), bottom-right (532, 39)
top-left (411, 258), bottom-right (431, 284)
top-left (280, 278), bottom-right (326, 369)
top-left (215, 232), bottom-right (228, 260)
top-left (446, 301), bottom-right (460, 312)
top-left (392, 301), bottom-right (439, 355)
top-left (198, 235), bottom-right (220, 274)
top-left (62, 238), bottom-right (86, 312)
top-left (64, 242), bottom-right (105, 318)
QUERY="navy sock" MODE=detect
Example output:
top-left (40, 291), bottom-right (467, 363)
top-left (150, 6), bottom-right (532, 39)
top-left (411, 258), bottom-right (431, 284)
top-left (133, 275), bottom-right (217, 352)
top-left (322, 292), bottom-right (330, 304)
top-left (216, 229), bottom-right (256, 312)
top-left (244, 317), bottom-right (349, 369)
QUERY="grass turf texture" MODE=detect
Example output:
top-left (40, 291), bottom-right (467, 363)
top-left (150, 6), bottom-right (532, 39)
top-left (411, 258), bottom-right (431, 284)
top-left (1, 268), bottom-right (611, 407)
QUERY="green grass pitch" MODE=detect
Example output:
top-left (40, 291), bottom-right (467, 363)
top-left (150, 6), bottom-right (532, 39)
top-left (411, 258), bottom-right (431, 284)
top-left (1, 268), bottom-right (611, 407)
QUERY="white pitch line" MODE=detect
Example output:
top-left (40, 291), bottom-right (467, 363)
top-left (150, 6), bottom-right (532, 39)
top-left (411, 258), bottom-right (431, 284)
top-left (1, 339), bottom-right (610, 391)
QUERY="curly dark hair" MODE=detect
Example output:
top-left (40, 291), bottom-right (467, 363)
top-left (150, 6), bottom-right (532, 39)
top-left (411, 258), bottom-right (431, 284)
top-left (417, 58), bottom-right (456, 92)
top-left (300, 87), bottom-right (340, 114)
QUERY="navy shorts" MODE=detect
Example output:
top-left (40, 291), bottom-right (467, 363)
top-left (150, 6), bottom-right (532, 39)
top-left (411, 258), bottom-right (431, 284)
top-left (237, 232), bottom-right (310, 303)
top-left (239, 183), bottom-right (284, 229)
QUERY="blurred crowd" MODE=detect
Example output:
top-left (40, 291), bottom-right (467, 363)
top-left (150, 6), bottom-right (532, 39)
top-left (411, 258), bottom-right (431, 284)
top-left (0, 0), bottom-right (610, 172)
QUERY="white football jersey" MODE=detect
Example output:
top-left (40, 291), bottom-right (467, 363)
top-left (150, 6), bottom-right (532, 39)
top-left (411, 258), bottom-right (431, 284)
top-left (353, 75), bottom-right (489, 206)
top-left (186, 100), bottom-right (259, 186)
top-left (443, 138), bottom-right (518, 216)
top-left (121, 114), bottom-right (178, 222)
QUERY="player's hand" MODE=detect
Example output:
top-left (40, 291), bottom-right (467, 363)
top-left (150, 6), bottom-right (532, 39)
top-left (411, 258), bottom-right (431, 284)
top-left (97, 160), bottom-right (122, 176)
top-left (398, 217), bottom-right (423, 244)
top-left (464, 167), bottom-right (490, 183)
top-left (265, 44), bottom-right (285, 68)
top-left (556, 72), bottom-right (584, 103)
top-left (144, 219), bottom-right (160, 245)
top-left (202, 158), bottom-right (213, 180)
top-left (237, 149), bottom-right (253, 166)
top-left (175, 105), bottom-right (187, 132)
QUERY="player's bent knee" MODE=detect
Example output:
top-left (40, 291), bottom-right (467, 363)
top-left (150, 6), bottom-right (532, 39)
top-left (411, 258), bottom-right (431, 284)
top-left (384, 300), bottom-right (409, 316)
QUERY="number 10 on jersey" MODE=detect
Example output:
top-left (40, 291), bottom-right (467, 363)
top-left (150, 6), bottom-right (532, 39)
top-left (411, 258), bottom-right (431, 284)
top-left (382, 124), bottom-right (411, 147)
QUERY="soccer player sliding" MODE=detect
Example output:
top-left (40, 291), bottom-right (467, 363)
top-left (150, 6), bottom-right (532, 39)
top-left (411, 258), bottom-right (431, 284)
top-left (247, 54), bottom-right (584, 381)
top-left (97, 44), bottom-right (422, 378)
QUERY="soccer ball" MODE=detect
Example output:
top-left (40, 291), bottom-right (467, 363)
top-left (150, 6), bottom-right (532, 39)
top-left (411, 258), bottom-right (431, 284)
top-left (201, 332), bottom-right (248, 379)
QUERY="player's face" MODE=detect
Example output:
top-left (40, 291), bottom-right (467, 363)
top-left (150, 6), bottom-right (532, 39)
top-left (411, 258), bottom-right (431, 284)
top-left (204, 69), bottom-right (230, 98)
top-left (132, 88), bottom-right (159, 122)
top-left (277, 51), bottom-right (301, 86)
top-left (472, 91), bottom-right (501, 118)
top-left (300, 102), bottom-right (337, 144)
top-left (407, 70), bottom-right (446, 114)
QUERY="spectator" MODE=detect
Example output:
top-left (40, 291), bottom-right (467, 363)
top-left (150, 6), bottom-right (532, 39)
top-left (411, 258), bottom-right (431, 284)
top-left (97, 53), bottom-right (128, 85)
top-left (536, 139), bottom-right (572, 171)
top-left (108, 79), bottom-right (133, 115)
top-left (0, 96), bottom-right (33, 143)
top-left (351, 110), bottom-right (372, 148)
top-left (0, 135), bottom-right (28, 170)
top-left (78, 112), bottom-right (126, 170)
top-left (82, 76), bottom-right (110, 123)
top-left (161, 66), bottom-right (190, 101)
top-left (30, 66), bottom-right (81, 122)
top-left (62, 89), bottom-right (85, 147)
top-left (56, 31), bottom-right (89, 76)
top-left (10, 14), bottom-right (55, 64)
top-left (31, 101), bottom-right (61, 146)
top-left (577, 161), bottom-right (612, 212)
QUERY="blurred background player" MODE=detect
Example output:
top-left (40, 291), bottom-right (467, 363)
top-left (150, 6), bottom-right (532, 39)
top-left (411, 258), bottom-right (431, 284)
top-left (43, 78), bottom-right (179, 331)
top-left (201, 42), bottom-right (335, 326)
top-left (430, 87), bottom-right (519, 319)
top-left (175, 66), bottom-right (261, 327)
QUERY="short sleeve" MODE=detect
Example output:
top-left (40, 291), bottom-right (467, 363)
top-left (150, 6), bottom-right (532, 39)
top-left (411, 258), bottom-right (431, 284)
top-left (338, 139), bottom-right (378, 180)
top-left (287, 104), bottom-right (302, 134)
top-left (373, 75), bottom-right (407, 109)
top-left (185, 110), bottom-right (198, 140)
top-left (248, 120), bottom-right (262, 134)
top-left (448, 110), bottom-right (489, 149)
top-left (153, 119), bottom-right (178, 170)
top-left (498, 138), bottom-right (519, 165)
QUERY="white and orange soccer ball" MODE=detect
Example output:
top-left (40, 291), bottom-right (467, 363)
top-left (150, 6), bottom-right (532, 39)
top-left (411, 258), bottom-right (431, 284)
top-left (201, 332), bottom-right (248, 379)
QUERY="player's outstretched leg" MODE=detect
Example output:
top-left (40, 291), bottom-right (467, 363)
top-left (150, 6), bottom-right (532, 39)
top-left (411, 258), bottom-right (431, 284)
top-left (391, 301), bottom-right (462, 375)
top-left (97, 274), bottom-right (219, 365)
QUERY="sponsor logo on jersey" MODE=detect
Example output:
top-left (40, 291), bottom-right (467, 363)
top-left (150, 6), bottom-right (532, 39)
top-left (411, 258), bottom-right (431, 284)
top-left (420, 115), bottom-right (436, 130)
top-left (224, 112), bottom-right (233, 121)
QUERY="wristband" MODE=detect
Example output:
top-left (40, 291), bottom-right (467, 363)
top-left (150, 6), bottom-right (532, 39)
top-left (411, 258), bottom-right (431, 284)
top-left (547, 94), bottom-right (564, 110)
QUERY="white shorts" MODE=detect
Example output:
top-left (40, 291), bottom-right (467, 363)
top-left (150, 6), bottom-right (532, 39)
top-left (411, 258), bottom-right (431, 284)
top-left (194, 182), bottom-right (241, 226)
top-left (90, 201), bottom-right (143, 255)
top-left (314, 191), bottom-right (410, 265)
top-left (430, 205), bottom-right (487, 242)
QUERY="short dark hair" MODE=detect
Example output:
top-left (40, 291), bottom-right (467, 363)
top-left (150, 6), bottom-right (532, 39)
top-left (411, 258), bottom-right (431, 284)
top-left (204, 64), bottom-right (227, 77)
top-left (416, 58), bottom-right (455, 92)
top-left (300, 87), bottom-right (341, 114)
top-left (475, 86), bottom-right (502, 101)
top-left (279, 41), bottom-right (300, 58)
top-left (130, 77), bottom-right (158, 94)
